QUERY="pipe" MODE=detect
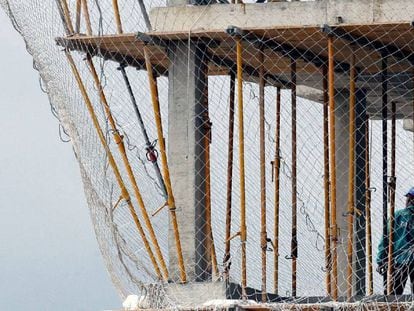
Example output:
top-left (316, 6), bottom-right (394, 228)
top-left (236, 38), bottom-right (247, 299)
top-left (224, 71), bottom-right (236, 281)
top-left (387, 101), bottom-right (396, 294)
top-left (55, 0), bottom-right (71, 35)
top-left (65, 50), bottom-right (162, 279)
top-left (143, 47), bottom-right (187, 283)
top-left (322, 65), bottom-right (332, 296)
top-left (75, 0), bottom-right (81, 33)
top-left (259, 48), bottom-right (267, 302)
top-left (136, 0), bottom-right (152, 31)
top-left (328, 36), bottom-right (339, 300)
top-left (346, 53), bottom-right (356, 300)
top-left (81, 0), bottom-right (92, 35)
top-left (273, 86), bottom-right (281, 295)
top-left (106, 0), bottom-right (172, 280)
top-left (112, 0), bottom-right (123, 34)
top-left (290, 58), bottom-right (298, 298)
top-left (381, 56), bottom-right (388, 292)
top-left (80, 0), bottom-right (167, 282)
top-left (57, 0), bottom-right (165, 282)
top-left (118, 66), bottom-right (168, 199)
top-left (86, 56), bottom-right (169, 281)
top-left (365, 117), bottom-right (373, 295)
top-left (58, 0), bottom-right (74, 34)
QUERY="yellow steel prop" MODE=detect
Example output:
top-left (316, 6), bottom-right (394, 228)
top-left (143, 47), bottom-right (187, 283)
top-left (65, 51), bottom-right (163, 279)
top-left (273, 87), bottom-right (281, 295)
top-left (85, 55), bottom-right (169, 281)
top-left (236, 38), bottom-right (247, 299)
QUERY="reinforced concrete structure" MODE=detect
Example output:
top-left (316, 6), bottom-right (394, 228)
top-left (52, 0), bottom-right (414, 307)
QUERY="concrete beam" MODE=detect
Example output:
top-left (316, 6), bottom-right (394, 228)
top-left (150, 0), bottom-right (414, 33)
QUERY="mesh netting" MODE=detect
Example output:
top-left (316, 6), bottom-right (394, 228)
top-left (3, 0), bottom-right (414, 309)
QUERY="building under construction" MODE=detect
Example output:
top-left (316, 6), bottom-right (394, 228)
top-left (2, 0), bottom-right (414, 309)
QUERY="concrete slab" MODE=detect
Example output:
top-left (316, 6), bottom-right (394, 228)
top-left (149, 0), bottom-right (414, 33)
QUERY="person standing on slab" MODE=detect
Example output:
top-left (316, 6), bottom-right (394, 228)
top-left (377, 187), bottom-right (414, 295)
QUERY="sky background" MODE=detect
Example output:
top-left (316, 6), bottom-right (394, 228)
top-left (0, 9), bottom-right (120, 311)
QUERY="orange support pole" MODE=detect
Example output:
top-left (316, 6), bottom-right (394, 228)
top-left (59, 0), bottom-right (74, 34)
top-left (81, 0), bottom-right (92, 35)
top-left (65, 51), bottom-right (162, 279)
top-left (112, 0), bottom-right (123, 34)
top-left (75, 0), bottom-right (81, 33)
top-left (143, 48), bottom-right (187, 283)
top-left (236, 38), bottom-right (247, 299)
top-left (85, 56), bottom-right (169, 281)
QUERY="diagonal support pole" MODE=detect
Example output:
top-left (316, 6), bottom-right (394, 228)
top-left (65, 50), bottom-right (163, 280)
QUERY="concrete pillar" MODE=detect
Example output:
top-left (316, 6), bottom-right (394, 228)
top-left (167, 41), bottom-right (210, 282)
top-left (354, 89), bottom-right (367, 296)
top-left (334, 89), bottom-right (351, 297)
top-left (334, 88), bottom-right (367, 297)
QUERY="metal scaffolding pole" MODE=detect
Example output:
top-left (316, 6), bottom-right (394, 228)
top-left (381, 56), bottom-right (389, 292)
top-left (65, 51), bottom-right (163, 279)
top-left (87, 56), bottom-right (169, 281)
top-left (366, 117), bottom-right (373, 295)
top-left (143, 48), bottom-right (187, 283)
top-left (387, 102), bottom-right (396, 295)
top-left (290, 58), bottom-right (298, 298)
top-left (224, 71), bottom-right (236, 281)
top-left (236, 38), bottom-right (247, 299)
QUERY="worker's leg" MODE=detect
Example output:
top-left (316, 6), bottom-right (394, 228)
top-left (392, 264), bottom-right (409, 295)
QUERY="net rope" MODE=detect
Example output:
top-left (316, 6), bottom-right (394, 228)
top-left (2, 0), bottom-right (414, 309)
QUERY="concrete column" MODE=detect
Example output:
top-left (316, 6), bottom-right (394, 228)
top-left (354, 89), bottom-right (367, 296)
top-left (334, 89), bottom-right (351, 297)
top-left (334, 88), bottom-right (367, 297)
top-left (167, 41), bottom-right (210, 282)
